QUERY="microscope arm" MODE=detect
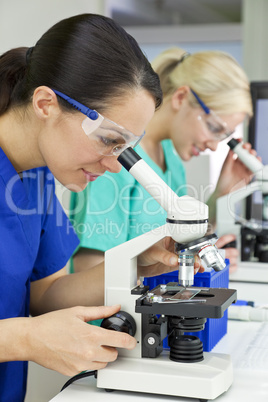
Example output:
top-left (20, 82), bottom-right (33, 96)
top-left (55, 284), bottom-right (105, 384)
top-left (217, 181), bottom-right (262, 237)
top-left (105, 224), bottom-right (169, 292)
top-left (217, 139), bottom-right (268, 238)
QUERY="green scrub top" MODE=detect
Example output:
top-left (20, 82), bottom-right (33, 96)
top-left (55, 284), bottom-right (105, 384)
top-left (69, 140), bottom-right (187, 257)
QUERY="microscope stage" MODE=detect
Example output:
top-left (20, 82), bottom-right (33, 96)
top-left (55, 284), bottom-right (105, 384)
top-left (136, 284), bottom-right (237, 319)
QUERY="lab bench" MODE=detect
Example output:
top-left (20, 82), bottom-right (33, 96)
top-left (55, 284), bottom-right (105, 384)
top-left (49, 269), bottom-right (268, 402)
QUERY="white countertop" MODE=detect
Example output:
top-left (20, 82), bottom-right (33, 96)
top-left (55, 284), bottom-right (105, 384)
top-left (50, 268), bottom-right (268, 402)
top-left (230, 261), bottom-right (268, 283)
top-left (51, 320), bottom-right (268, 402)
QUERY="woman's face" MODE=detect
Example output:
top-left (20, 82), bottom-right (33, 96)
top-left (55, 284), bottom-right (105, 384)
top-left (39, 89), bottom-right (155, 191)
top-left (170, 98), bottom-right (246, 161)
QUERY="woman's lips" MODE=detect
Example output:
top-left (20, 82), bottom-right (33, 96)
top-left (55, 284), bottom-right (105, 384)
top-left (82, 169), bottom-right (101, 182)
top-left (192, 145), bottom-right (201, 156)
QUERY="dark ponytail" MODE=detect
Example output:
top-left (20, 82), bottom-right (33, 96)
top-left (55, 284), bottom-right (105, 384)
top-left (0, 47), bottom-right (28, 115)
top-left (0, 14), bottom-right (162, 117)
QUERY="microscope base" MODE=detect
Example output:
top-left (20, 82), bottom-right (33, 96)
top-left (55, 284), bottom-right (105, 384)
top-left (97, 350), bottom-right (233, 400)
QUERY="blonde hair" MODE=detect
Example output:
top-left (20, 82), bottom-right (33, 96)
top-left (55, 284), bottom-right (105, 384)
top-left (152, 47), bottom-right (253, 116)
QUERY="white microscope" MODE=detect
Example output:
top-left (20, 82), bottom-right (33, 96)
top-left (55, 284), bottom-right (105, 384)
top-left (97, 147), bottom-right (237, 401)
top-left (217, 138), bottom-right (268, 264)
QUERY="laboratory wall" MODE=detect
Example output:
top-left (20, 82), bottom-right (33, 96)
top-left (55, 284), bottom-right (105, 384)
top-left (0, 0), bottom-right (106, 54)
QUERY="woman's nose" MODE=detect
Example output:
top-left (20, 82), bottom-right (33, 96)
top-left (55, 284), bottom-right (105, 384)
top-left (101, 155), bottom-right (122, 173)
top-left (205, 140), bottom-right (219, 152)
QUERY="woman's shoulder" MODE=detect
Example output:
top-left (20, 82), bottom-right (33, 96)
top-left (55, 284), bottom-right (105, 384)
top-left (24, 166), bottom-right (55, 191)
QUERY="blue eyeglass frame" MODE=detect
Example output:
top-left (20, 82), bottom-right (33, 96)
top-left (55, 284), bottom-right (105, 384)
top-left (52, 89), bottom-right (146, 154)
top-left (52, 89), bottom-right (99, 121)
top-left (190, 88), bottom-right (235, 140)
top-left (190, 89), bottom-right (210, 115)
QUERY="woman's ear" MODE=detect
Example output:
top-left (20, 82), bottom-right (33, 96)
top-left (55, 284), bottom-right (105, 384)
top-left (171, 86), bottom-right (191, 111)
top-left (32, 86), bottom-right (59, 120)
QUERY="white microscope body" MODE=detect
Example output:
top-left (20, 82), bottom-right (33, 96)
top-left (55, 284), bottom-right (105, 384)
top-left (97, 148), bottom-right (235, 401)
top-left (217, 139), bottom-right (268, 264)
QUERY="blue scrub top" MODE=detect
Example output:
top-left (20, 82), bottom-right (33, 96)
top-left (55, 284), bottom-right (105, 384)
top-left (0, 148), bottom-right (79, 401)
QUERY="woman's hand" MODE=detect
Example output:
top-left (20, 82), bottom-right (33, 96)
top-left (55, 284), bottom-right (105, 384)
top-left (26, 305), bottom-right (136, 376)
top-left (216, 142), bottom-right (260, 197)
top-left (137, 236), bottom-right (205, 278)
top-left (216, 234), bottom-right (239, 273)
top-left (207, 141), bottom-right (260, 227)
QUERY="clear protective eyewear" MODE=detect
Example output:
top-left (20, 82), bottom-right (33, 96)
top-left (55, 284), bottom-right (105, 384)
top-left (53, 90), bottom-right (145, 156)
top-left (190, 89), bottom-right (234, 141)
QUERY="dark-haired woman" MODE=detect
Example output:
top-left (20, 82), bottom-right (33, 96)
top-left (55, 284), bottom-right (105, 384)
top-left (0, 14), bottom-right (182, 401)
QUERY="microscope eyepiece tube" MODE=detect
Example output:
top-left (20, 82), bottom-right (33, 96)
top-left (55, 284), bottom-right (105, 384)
top-left (227, 139), bottom-right (263, 174)
top-left (118, 147), bottom-right (179, 213)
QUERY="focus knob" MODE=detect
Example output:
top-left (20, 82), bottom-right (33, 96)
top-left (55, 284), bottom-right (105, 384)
top-left (101, 311), bottom-right (136, 337)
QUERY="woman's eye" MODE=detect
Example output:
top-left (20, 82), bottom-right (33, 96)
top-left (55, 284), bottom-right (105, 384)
top-left (113, 144), bottom-right (124, 152)
top-left (99, 135), bottom-right (125, 148)
top-left (100, 136), bottom-right (114, 146)
top-left (206, 121), bottom-right (223, 134)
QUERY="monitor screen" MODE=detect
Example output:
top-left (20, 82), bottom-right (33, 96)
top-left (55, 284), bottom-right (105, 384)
top-left (246, 82), bottom-right (268, 220)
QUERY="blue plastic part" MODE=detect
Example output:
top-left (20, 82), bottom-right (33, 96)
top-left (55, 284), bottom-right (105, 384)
top-left (53, 89), bottom-right (99, 120)
top-left (190, 89), bottom-right (210, 114)
top-left (235, 299), bottom-right (255, 307)
top-left (143, 261), bottom-right (230, 352)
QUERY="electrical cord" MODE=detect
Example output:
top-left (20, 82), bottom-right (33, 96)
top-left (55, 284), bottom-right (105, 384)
top-left (60, 370), bottom-right (97, 392)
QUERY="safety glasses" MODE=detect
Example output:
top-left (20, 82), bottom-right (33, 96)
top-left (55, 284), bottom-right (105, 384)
top-left (53, 90), bottom-right (145, 156)
top-left (190, 89), bottom-right (234, 141)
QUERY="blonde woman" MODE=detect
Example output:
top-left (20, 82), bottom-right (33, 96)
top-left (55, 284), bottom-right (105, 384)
top-left (70, 47), bottom-right (255, 274)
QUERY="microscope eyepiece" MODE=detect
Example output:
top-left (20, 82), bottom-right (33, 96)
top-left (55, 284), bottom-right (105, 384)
top-left (117, 147), bottom-right (141, 171)
top-left (227, 138), bottom-right (239, 150)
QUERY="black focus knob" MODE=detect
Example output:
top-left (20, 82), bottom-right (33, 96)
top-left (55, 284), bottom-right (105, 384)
top-left (101, 311), bottom-right (136, 337)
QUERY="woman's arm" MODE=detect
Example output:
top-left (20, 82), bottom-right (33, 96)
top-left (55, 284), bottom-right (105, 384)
top-left (73, 248), bottom-right (104, 273)
top-left (30, 236), bottom-right (183, 316)
top-left (30, 264), bottom-right (105, 315)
